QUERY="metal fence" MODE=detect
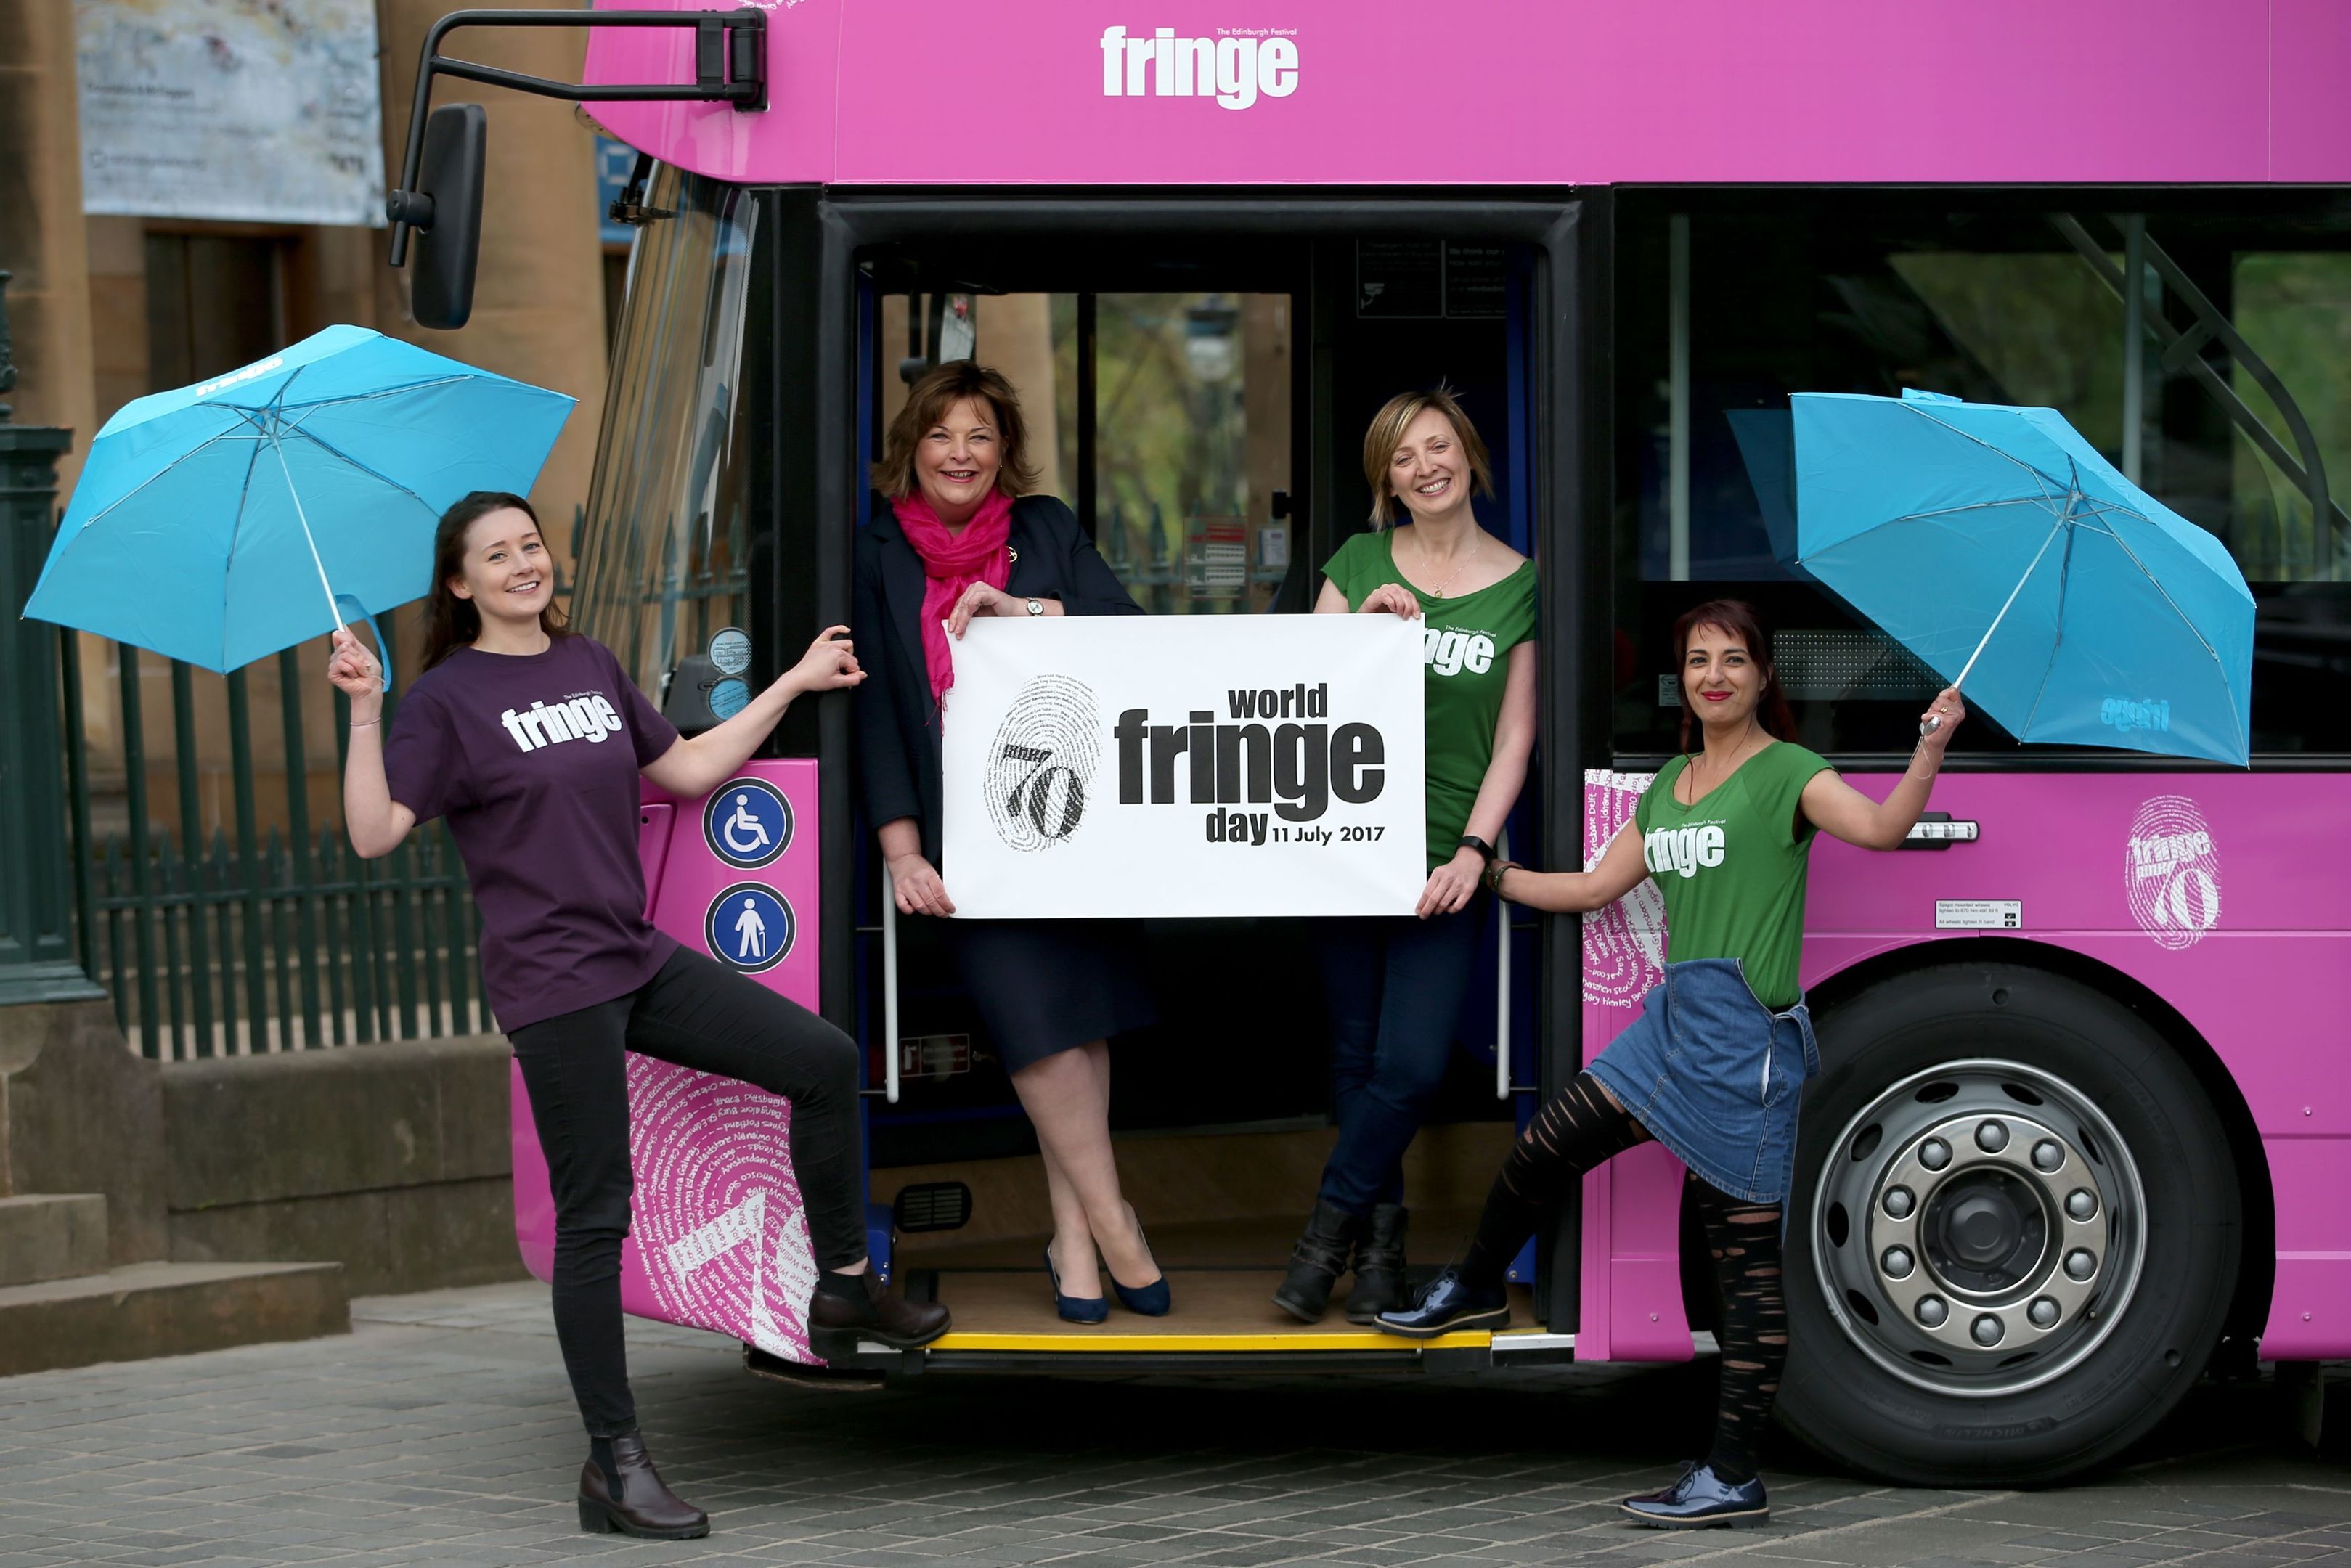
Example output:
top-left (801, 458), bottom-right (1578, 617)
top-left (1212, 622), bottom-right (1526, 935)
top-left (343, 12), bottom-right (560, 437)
top-left (57, 616), bottom-right (487, 1061)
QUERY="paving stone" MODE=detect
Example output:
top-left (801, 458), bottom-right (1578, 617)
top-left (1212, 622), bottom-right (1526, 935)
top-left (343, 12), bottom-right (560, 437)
top-left (2, 1282), bottom-right (2344, 1567)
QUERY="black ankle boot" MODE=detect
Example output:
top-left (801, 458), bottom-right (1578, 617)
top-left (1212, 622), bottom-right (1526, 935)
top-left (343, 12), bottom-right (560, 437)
top-left (578, 1432), bottom-right (709, 1539)
top-left (1273, 1201), bottom-right (1366, 1323)
top-left (1343, 1203), bottom-right (1409, 1323)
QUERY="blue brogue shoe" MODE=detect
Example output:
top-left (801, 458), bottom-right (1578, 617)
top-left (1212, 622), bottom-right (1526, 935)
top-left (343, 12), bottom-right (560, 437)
top-left (1619, 1462), bottom-right (1768, 1529)
top-left (1372, 1266), bottom-right (1509, 1339)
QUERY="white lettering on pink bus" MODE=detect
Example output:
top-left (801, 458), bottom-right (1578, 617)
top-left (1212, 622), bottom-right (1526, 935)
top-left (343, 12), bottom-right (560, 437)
top-left (1099, 27), bottom-right (1299, 110)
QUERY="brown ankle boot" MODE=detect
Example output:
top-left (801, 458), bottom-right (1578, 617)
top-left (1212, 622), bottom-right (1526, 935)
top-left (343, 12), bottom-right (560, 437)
top-left (807, 1268), bottom-right (951, 1349)
top-left (577, 1432), bottom-right (708, 1539)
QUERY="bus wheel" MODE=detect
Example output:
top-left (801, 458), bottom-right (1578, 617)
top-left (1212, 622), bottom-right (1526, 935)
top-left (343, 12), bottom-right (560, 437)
top-left (1779, 962), bottom-right (2240, 1486)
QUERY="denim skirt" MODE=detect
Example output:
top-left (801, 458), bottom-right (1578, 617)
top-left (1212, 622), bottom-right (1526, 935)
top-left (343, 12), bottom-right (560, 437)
top-left (1585, 957), bottom-right (1821, 1204)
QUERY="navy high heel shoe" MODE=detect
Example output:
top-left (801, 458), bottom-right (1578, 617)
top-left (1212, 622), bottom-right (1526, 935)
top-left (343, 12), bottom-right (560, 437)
top-left (1109, 1272), bottom-right (1171, 1316)
top-left (1107, 1206), bottom-right (1171, 1316)
top-left (1045, 1247), bottom-right (1108, 1325)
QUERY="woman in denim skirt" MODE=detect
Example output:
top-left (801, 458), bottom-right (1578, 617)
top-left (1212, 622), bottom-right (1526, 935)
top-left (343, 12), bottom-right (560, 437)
top-left (1377, 599), bottom-right (1966, 1531)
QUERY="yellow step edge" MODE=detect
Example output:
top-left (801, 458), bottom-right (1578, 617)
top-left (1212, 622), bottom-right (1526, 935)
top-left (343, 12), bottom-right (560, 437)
top-left (925, 1329), bottom-right (1494, 1353)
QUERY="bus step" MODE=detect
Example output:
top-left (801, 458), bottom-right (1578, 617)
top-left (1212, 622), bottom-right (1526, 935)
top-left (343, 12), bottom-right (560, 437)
top-left (744, 1342), bottom-right (888, 1392)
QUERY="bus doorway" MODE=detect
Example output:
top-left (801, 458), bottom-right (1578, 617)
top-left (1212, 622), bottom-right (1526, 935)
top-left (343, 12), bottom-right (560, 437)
top-left (829, 208), bottom-right (1578, 1366)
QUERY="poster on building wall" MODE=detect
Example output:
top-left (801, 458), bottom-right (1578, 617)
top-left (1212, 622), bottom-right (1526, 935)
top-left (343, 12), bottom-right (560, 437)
top-left (76, 0), bottom-right (386, 226)
top-left (942, 616), bottom-right (1426, 918)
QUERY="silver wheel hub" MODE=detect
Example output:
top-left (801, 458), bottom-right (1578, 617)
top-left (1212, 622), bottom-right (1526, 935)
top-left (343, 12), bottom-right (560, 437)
top-left (1812, 1059), bottom-right (2144, 1398)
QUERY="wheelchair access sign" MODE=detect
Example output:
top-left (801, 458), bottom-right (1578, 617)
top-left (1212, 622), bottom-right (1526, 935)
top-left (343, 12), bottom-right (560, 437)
top-left (704, 777), bottom-right (793, 869)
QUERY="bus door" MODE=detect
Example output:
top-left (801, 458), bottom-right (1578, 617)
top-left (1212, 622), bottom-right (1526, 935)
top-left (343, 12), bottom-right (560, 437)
top-left (843, 216), bottom-right (1560, 1368)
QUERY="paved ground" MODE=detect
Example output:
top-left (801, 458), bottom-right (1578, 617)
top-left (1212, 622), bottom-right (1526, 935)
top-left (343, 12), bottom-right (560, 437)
top-left (1, 1283), bottom-right (2345, 1567)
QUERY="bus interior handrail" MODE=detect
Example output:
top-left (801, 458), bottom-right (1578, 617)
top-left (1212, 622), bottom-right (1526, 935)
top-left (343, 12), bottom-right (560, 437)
top-left (881, 855), bottom-right (900, 1106)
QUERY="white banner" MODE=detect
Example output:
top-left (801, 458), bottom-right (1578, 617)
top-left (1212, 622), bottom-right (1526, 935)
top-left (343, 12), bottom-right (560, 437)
top-left (76, 0), bottom-right (386, 226)
top-left (942, 616), bottom-right (1425, 918)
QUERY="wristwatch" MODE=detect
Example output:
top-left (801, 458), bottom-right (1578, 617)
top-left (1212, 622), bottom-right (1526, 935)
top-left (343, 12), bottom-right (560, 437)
top-left (1025, 597), bottom-right (1045, 617)
top-left (1458, 833), bottom-right (1496, 863)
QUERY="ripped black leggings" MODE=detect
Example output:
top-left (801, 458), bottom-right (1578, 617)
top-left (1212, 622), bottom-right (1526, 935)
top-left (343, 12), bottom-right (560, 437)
top-left (1459, 1071), bottom-right (1788, 1484)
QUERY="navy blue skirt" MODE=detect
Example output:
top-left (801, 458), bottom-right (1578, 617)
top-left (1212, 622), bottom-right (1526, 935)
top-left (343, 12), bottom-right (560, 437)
top-left (1586, 957), bottom-right (1820, 1204)
top-left (947, 919), bottom-right (1158, 1073)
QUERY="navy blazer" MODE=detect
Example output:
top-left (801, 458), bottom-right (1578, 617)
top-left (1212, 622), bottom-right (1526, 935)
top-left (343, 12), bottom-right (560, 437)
top-left (853, 494), bottom-right (1144, 867)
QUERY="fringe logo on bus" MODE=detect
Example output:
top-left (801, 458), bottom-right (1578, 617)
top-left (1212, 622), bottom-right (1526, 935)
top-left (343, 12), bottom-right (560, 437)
top-left (2125, 793), bottom-right (2222, 950)
top-left (1583, 770), bottom-right (1667, 1006)
top-left (1099, 27), bottom-right (1299, 110)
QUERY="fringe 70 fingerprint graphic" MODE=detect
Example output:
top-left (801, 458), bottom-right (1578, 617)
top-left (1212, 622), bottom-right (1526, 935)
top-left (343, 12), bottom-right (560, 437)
top-left (1581, 770), bottom-right (1668, 1005)
top-left (2126, 793), bottom-right (2222, 951)
top-left (626, 1055), bottom-right (820, 1363)
top-left (985, 675), bottom-right (1102, 852)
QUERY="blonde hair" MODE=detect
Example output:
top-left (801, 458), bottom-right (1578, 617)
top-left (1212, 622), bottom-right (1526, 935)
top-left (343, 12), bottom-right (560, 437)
top-left (871, 361), bottom-right (1040, 502)
top-left (1361, 384), bottom-right (1495, 527)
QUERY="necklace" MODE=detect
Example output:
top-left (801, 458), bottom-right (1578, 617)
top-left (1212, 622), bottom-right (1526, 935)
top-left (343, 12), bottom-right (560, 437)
top-left (1685, 720), bottom-right (1762, 804)
top-left (1411, 528), bottom-right (1483, 598)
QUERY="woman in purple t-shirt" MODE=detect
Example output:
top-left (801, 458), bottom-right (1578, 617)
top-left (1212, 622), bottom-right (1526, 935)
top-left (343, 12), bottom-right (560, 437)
top-left (330, 491), bottom-right (947, 1542)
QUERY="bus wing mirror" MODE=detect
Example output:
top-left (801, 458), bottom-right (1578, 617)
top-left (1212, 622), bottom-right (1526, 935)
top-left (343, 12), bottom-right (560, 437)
top-left (393, 103), bottom-right (487, 332)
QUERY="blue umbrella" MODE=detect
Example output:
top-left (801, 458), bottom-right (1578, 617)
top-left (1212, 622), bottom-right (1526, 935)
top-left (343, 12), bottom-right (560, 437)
top-left (24, 325), bottom-right (574, 677)
top-left (1791, 388), bottom-right (2254, 767)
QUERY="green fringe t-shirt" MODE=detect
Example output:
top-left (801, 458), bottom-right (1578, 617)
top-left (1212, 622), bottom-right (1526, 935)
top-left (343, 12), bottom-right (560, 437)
top-left (1634, 740), bottom-right (1835, 1010)
top-left (1323, 530), bottom-right (1537, 870)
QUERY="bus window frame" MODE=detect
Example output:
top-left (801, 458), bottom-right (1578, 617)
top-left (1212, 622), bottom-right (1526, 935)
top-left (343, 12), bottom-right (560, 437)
top-left (1606, 186), bottom-right (2351, 775)
top-left (781, 189), bottom-right (1611, 1334)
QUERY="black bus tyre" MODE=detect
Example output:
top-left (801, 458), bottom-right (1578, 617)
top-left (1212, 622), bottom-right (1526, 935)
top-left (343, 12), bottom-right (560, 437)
top-left (1777, 961), bottom-right (2241, 1487)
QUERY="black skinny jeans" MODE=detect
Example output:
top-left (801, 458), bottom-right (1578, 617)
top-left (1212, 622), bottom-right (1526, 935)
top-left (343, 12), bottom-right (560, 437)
top-left (509, 946), bottom-right (865, 1437)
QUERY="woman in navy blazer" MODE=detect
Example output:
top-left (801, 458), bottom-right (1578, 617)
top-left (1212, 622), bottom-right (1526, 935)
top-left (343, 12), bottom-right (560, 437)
top-left (853, 360), bottom-right (1168, 1322)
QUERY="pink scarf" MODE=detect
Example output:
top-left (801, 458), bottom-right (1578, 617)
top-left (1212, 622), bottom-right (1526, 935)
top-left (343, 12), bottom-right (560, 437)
top-left (893, 489), bottom-right (1013, 713)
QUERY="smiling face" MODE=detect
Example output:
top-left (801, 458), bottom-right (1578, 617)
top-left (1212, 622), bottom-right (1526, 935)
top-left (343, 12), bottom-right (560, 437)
top-left (447, 507), bottom-right (551, 627)
top-left (913, 396), bottom-right (1003, 521)
top-left (1385, 407), bottom-right (1472, 525)
top-left (1681, 621), bottom-right (1769, 730)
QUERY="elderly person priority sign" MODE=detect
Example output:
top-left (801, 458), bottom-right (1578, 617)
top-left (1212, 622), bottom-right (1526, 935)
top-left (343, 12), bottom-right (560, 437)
top-left (942, 616), bottom-right (1425, 918)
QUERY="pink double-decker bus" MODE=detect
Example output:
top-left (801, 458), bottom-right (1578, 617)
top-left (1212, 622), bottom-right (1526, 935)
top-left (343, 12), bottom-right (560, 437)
top-left (401, 0), bottom-right (2349, 1487)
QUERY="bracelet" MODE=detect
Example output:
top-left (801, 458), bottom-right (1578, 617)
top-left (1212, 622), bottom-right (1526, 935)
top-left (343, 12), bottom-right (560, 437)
top-left (350, 718), bottom-right (380, 729)
top-left (1485, 859), bottom-right (1520, 897)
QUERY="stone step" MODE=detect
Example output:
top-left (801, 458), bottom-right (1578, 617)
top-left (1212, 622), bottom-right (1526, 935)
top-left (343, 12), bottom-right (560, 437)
top-left (0, 1260), bottom-right (349, 1377)
top-left (0, 1193), bottom-right (110, 1287)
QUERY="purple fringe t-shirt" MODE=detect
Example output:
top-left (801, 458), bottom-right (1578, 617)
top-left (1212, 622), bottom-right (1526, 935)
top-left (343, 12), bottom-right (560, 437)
top-left (383, 636), bottom-right (680, 1032)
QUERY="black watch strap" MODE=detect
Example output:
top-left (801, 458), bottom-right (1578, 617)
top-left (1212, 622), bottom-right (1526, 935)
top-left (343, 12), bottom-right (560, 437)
top-left (1458, 834), bottom-right (1496, 863)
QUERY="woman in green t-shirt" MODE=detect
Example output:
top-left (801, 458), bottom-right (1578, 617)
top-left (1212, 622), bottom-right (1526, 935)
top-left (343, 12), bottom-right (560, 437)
top-left (1377, 599), bottom-right (1964, 1532)
top-left (1274, 386), bottom-right (1539, 1326)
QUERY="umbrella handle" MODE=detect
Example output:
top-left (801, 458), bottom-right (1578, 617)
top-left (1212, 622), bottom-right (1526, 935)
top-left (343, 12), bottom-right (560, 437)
top-left (1919, 679), bottom-right (1965, 739)
top-left (335, 594), bottom-right (391, 693)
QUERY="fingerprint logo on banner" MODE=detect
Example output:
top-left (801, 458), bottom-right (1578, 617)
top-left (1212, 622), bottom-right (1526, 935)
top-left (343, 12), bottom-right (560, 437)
top-left (625, 1056), bottom-right (820, 1363)
top-left (1582, 770), bottom-right (1668, 1006)
top-left (985, 675), bottom-right (1101, 852)
top-left (2126, 794), bottom-right (2222, 950)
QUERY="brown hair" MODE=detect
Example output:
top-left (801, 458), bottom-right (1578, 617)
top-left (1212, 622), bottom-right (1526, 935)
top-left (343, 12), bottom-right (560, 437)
top-left (419, 491), bottom-right (569, 671)
top-left (871, 361), bottom-right (1040, 502)
top-left (1671, 598), bottom-right (1798, 754)
top-left (1361, 384), bottom-right (1496, 527)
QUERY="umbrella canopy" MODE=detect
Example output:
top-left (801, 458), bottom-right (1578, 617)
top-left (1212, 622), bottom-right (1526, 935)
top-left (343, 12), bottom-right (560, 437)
top-left (24, 324), bottom-right (574, 674)
top-left (1792, 388), bottom-right (2254, 767)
